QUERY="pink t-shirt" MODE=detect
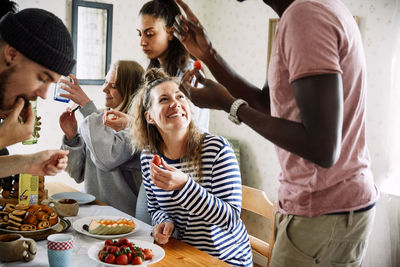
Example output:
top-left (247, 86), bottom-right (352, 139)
top-left (268, 0), bottom-right (378, 217)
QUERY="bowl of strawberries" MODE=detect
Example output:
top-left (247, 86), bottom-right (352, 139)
top-left (88, 237), bottom-right (165, 266)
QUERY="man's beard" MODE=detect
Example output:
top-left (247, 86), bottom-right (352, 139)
top-left (0, 66), bottom-right (16, 111)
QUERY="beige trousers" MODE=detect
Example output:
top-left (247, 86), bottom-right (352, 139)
top-left (270, 207), bottom-right (375, 267)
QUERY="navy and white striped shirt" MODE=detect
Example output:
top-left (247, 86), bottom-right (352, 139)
top-left (141, 134), bottom-right (253, 266)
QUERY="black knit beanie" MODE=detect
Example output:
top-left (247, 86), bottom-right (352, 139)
top-left (0, 8), bottom-right (75, 76)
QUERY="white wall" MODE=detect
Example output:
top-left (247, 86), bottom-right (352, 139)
top-left (12, 0), bottom-right (396, 247)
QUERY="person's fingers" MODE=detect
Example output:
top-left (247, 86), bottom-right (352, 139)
top-left (154, 234), bottom-right (165, 245)
top-left (160, 158), bottom-right (172, 171)
top-left (57, 154), bottom-right (68, 162)
top-left (69, 73), bottom-right (78, 84)
top-left (59, 111), bottom-right (70, 121)
top-left (10, 97), bottom-right (25, 119)
top-left (151, 173), bottom-right (168, 189)
top-left (57, 160), bottom-right (68, 168)
top-left (154, 232), bottom-right (169, 244)
top-left (180, 75), bottom-right (197, 97)
top-left (181, 69), bottom-right (194, 84)
top-left (45, 164), bottom-right (58, 173)
top-left (163, 222), bottom-right (174, 236)
top-left (23, 102), bottom-right (35, 126)
top-left (56, 162), bottom-right (68, 170)
top-left (59, 84), bottom-right (73, 93)
top-left (60, 76), bottom-right (74, 88)
top-left (49, 150), bottom-right (69, 157)
top-left (173, 15), bottom-right (188, 33)
top-left (175, 0), bottom-right (199, 24)
top-left (106, 110), bottom-right (117, 115)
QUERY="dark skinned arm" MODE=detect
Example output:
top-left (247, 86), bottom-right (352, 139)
top-left (236, 73), bottom-right (343, 168)
top-left (181, 71), bottom-right (343, 168)
top-left (174, 0), bottom-right (270, 114)
top-left (175, 0), bottom-right (343, 167)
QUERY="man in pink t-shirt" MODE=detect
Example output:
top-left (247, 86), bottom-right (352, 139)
top-left (175, 0), bottom-right (378, 266)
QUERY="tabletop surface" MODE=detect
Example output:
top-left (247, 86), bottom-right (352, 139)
top-left (0, 182), bottom-right (230, 267)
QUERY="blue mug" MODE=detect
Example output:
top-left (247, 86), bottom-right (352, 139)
top-left (47, 234), bottom-right (74, 267)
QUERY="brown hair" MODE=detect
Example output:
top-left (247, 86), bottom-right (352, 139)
top-left (129, 68), bottom-right (203, 179)
top-left (139, 0), bottom-right (190, 76)
top-left (113, 60), bottom-right (144, 113)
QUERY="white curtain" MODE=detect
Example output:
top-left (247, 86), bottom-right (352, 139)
top-left (362, 1), bottom-right (400, 266)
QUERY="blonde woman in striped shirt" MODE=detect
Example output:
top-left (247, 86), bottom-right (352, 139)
top-left (128, 68), bottom-right (253, 266)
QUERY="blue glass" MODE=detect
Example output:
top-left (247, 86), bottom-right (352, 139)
top-left (53, 76), bottom-right (72, 103)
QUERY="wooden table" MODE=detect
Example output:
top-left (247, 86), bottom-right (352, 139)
top-left (46, 182), bottom-right (231, 267)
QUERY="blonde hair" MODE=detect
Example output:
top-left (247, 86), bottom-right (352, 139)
top-left (129, 68), bottom-right (204, 179)
top-left (112, 60), bottom-right (144, 113)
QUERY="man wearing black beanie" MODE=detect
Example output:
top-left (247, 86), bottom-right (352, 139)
top-left (0, 7), bottom-right (76, 178)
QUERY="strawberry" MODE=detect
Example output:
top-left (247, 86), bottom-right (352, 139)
top-left (132, 256), bottom-right (143, 265)
top-left (116, 254), bottom-right (128, 265)
top-left (193, 60), bottom-right (202, 70)
top-left (116, 238), bottom-right (129, 247)
top-left (153, 155), bottom-right (162, 166)
top-left (143, 248), bottom-right (154, 260)
top-left (104, 253), bottom-right (116, 264)
top-left (98, 250), bottom-right (107, 261)
top-left (126, 252), bottom-right (132, 262)
top-left (105, 239), bottom-right (114, 246)
top-left (127, 242), bottom-right (134, 250)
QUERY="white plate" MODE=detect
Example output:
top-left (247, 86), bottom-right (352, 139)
top-left (72, 216), bottom-right (140, 239)
top-left (88, 239), bottom-right (165, 266)
top-left (51, 192), bottom-right (96, 205)
top-left (0, 217), bottom-right (60, 233)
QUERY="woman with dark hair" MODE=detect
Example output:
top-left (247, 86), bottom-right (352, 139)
top-left (128, 68), bottom-right (253, 266)
top-left (101, 0), bottom-right (211, 224)
top-left (137, 0), bottom-right (209, 133)
top-left (59, 60), bottom-right (145, 216)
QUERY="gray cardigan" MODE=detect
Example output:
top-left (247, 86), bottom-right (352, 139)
top-left (61, 101), bottom-right (141, 216)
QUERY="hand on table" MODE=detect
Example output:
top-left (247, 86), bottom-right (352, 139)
top-left (152, 222), bottom-right (174, 245)
top-left (24, 149), bottom-right (69, 176)
top-left (58, 74), bottom-right (91, 107)
top-left (103, 110), bottom-right (129, 132)
top-left (150, 156), bottom-right (188, 191)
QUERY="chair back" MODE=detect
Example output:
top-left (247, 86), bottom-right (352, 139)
top-left (241, 185), bottom-right (276, 267)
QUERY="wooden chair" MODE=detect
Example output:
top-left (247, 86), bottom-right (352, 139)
top-left (241, 185), bottom-right (276, 267)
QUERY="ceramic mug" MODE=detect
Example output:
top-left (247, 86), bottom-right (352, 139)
top-left (42, 198), bottom-right (79, 217)
top-left (47, 233), bottom-right (74, 267)
top-left (0, 234), bottom-right (37, 262)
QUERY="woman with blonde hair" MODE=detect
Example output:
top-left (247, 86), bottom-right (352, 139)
top-left (59, 60), bottom-right (144, 216)
top-left (128, 68), bottom-right (253, 266)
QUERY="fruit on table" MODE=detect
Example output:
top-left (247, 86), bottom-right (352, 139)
top-left (98, 238), bottom-right (153, 265)
top-left (88, 218), bottom-right (135, 235)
